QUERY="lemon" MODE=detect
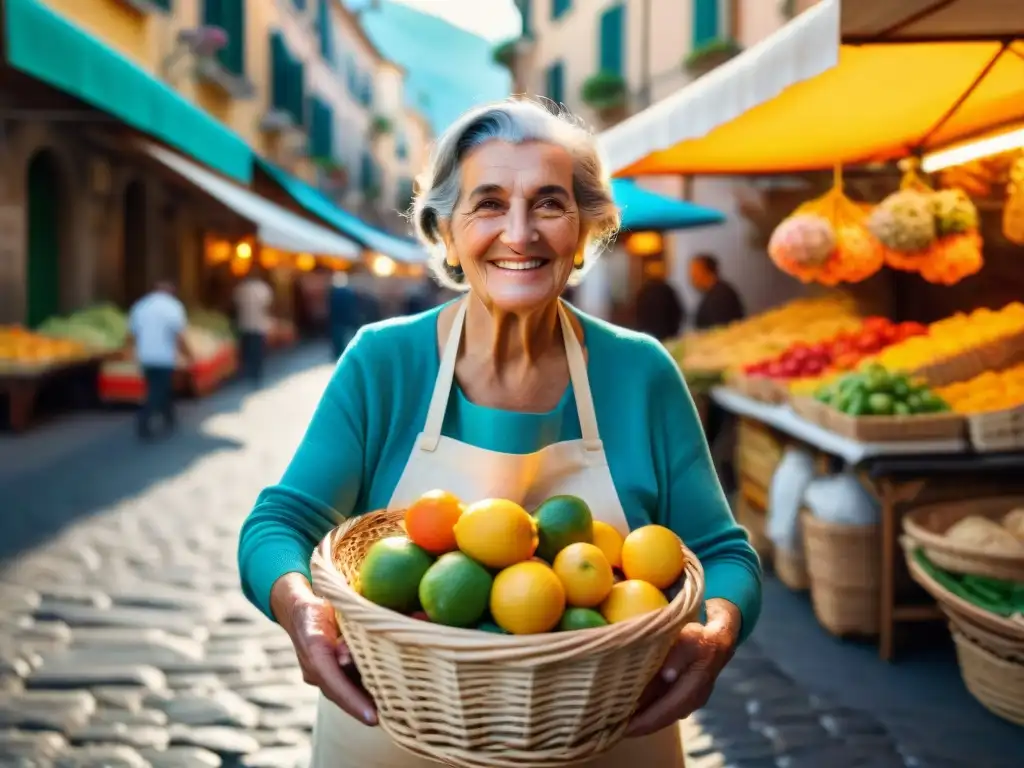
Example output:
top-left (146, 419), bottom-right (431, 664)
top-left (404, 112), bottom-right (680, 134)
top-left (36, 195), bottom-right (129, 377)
top-left (552, 542), bottom-right (614, 608)
top-left (591, 521), bottom-right (625, 569)
top-left (599, 580), bottom-right (669, 624)
top-left (490, 561), bottom-right (565, 635)
top-left (620, 525), bottom-right (687, 589)
top-left (453, 499), bottom-right (538, 569)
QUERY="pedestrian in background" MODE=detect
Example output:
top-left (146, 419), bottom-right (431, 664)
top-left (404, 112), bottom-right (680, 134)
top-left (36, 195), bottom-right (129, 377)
top-left (328, 272), bottom-right (361, 359)
top-left (127, 280), bottom-right (192, 440)
top-left (634, 258), bottom-right (686, 341)
top-left (690, 253), bottom-right (745, 331)
top-left (234, 266), bottom-right (274, 387)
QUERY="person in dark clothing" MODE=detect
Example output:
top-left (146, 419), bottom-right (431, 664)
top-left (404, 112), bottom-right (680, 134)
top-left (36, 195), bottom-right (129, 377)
top-left (403, 277), bottom-right (436, 316)
top-left (690, 254), bottom-right (745, 331)
top-left (634, 259), bottom-right (686, 341)
top-left (328, 273), bottom-right (362, 359)
top-left (689, 253), bottom-right (745, 494)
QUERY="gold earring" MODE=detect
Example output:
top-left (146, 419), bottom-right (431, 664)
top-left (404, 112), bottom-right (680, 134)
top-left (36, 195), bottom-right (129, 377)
top-left (573, 252), bottom-right (585, 269)
top-left (446, 251), bottom-right (460, 268)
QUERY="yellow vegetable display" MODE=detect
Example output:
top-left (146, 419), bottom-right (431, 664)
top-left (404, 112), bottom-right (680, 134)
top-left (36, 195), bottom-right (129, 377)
top-left (935, 363), bottom-right (1024, 414)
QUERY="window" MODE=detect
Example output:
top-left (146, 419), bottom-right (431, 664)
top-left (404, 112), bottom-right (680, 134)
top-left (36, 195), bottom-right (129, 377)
top-left (598, 4), bottom-right (625, 75)
top-left (551, 0), bottom-right (570, 21)
top-left (396, 133), bottom-right (408, 161)
top-left (310, 98), bottom-right (334, 159)
top-left (545, 61), bottom-right (564, 105)
top-left (269, 32), bottom-right (305, 125)
top-left (692, 0), bottom-right (720, 48)
top-left (203, 0), bottom-right (246, 76)
top-left (360, 151), bottom-right (378, 191)
top-left (317, 0), bottom-right (332, 60)
top-left (292, 0), bottom-right (306, 9)
top-left (519, 0), bottom-right (532, 36)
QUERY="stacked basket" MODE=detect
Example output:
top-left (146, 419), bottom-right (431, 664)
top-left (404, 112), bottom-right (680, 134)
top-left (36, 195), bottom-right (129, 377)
top-left (901, 497), bottom-right (1024, 727)
top-left (310, 509), bottom-right (705, 768)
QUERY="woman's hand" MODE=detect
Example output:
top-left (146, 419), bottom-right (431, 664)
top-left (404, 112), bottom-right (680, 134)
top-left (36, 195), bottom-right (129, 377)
top-left (271, 573), bottom-right (378, 726)
top-left (626, 599), bottom-right (741, 738)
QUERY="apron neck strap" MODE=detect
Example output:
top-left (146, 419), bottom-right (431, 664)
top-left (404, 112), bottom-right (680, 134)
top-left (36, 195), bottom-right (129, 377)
top-left (420, 297), bottom-right (602, 449)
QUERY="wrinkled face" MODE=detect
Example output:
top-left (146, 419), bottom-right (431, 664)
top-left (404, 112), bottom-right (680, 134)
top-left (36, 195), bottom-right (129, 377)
top-left (444, 141), bottom-right (584, 313)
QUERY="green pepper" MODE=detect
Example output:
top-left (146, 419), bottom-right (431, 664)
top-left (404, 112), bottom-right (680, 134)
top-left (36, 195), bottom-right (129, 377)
top-left (846, 393), bottom-right (869, 417)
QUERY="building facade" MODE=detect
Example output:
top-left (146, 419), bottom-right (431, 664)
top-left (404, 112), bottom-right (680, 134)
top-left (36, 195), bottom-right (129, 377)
top-left (508, 0), bottom-right (823, 322)
top-left (0, 0), bottom-right (430, 325)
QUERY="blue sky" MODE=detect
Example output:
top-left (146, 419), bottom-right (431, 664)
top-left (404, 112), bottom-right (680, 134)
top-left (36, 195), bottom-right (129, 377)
top-left (389, 0), bottom-right (521, 41)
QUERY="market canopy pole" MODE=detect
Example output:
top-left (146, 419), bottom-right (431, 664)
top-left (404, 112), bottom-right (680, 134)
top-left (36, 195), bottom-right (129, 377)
top-left (600, 0), bottom-right (1024, 178)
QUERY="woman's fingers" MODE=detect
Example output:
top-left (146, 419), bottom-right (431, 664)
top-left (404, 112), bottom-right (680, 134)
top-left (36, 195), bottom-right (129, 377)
top-left (626, 666), bottom-right (708, 737)
top-left (306, 642), bottom-right (378, 725)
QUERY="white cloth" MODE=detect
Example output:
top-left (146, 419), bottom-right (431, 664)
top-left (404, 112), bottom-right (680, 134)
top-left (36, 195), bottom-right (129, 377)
top-left (233, 278), bottom-right (274, 334)
top-left (310, 298), bottom-right (686, 768)
top-left (804, 472), bottom-right (880, 527)
top-left (767, 446), bottom-right (817, 554)
top-left (128, 292), bottom-right (186, 368)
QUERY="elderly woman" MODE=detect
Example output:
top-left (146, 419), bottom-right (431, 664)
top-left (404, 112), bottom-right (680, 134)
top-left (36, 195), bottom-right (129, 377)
top-left (237, 99), bottom-right (761, 767)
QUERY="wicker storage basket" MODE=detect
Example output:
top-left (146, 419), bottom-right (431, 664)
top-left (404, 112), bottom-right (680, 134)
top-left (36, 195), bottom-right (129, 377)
top-left (902, 496), bottom-right (1024, 582)
top-left (736, 420), bottom-right (785, 491)
top-left (774, 548), bottom-right (810, 591)
top-left (950, 627), bottom-right (1024, 727)
top-left (790, 397), bottom-right (831, 428)
top-left (310, 510), bottom-right (706, 768)
top-left (802, 513), bottom-right (881, 636)
top-left (968, 405), bottom-right (1024, 453)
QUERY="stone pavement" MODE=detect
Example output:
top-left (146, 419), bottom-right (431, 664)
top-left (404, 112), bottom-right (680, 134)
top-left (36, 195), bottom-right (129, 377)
top-left (0, 345), bottom-right (1020, 768)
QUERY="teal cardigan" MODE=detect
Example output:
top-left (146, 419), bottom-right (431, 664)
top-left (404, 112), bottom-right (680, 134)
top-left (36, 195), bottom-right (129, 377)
top-left (238, 304), bottom-right (762, 642)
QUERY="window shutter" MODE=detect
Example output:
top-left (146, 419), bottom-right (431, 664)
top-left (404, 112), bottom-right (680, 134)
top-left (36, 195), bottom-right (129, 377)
top-left (598, 4), bottom-right (624, 75)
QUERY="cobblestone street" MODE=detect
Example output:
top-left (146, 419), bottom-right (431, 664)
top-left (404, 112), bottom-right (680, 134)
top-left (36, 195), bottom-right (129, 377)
top-left (0, 347), bottom-right (1020, 768)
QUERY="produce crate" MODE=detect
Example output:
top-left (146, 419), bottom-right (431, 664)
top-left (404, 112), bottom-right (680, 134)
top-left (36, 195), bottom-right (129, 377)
top-left (790, 396), bottom-right (831, 428)
top-left (910, 329), bottom-right (1024, 388)
top-left (967, 405), bottom-right (1024, 452)
top-left (736, 419), bottom-right (785, 490)
top-left (803, 513), bottom-right (881, 637)
top-left (826, 409), bottom-right (966, 442)
top-left (726, 374), bottom-right (788, 405)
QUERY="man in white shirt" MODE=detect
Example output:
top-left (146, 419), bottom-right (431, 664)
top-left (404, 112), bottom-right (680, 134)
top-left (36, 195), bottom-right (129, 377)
top-left (233, 267), bottom-right (274, 387)
top-left (127, 281), bottom-right (191, 440)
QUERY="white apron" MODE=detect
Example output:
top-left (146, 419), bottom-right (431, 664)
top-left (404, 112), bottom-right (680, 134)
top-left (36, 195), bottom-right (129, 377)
top-left (310, 299), bottom-right (686, 768)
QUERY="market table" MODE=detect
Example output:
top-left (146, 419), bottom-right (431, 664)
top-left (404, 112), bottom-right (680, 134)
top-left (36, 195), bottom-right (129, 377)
top-left (711, 387), bottom-right (1023, 661)
top-left (0, 355), bottom-right (108, 433)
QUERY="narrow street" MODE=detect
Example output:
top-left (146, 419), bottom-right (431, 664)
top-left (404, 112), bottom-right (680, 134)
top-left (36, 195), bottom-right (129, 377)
top-left (0, 347), bottom-right (1020, 768)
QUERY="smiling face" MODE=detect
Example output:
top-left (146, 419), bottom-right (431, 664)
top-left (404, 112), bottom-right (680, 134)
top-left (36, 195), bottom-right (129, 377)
top-left (444, 141), bottom-right (584, 313)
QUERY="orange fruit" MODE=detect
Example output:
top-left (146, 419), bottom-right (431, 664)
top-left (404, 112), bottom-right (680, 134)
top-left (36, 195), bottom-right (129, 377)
top-left (599, 580), bottom-right (669, 624)
top-left (591, 521), bottom-right (624, 568)
top-left (404, 490), bottom-right (465, 555)
top-left (454, 499), bottom-right (538, 569)
top-left (620, 525), bottom-right (686, 589)
top-left (552, 543), bottom-right (614, 607)
top-left (490, 561), bottom-right (565, 635)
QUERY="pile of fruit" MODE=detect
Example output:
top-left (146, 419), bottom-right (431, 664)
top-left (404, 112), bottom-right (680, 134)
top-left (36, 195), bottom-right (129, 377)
top-left (0, 326), bottom-right (90, 372)
top-left (814, 364), bottom-right (951, 417)
top-left (679, 296), bottom-right (861, 373)
top-left (935, 364), bottom-right (1024, 414)
top-left (742, 317), bottom-right (927, 380)
top-left (357, 492), bottom-right (688, 635)
top-left (37, 304), bottom-right (129, 353)
top-left (188, 308), bottom-right (235, 340)
top-left (874, 303), bottom-right (1024, 373)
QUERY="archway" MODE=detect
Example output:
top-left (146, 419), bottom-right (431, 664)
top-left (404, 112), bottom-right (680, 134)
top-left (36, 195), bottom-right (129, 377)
top-left (122, 180), bottom-right (148, 305)
top-left (25, 151), bottom-right (64, 327)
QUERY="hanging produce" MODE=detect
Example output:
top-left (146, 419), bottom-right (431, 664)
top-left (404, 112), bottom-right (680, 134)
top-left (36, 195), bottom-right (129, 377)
top-left (1003, 155), bottom-right (1024, 245)
top-left (768, 167), bottom-right (883, 286)
top-left (868, 160), bottom-right (984, 285)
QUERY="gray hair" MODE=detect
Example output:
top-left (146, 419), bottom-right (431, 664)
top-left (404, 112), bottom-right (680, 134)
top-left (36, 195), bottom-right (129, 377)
top-left (410, 98), bottom-right (620, 290)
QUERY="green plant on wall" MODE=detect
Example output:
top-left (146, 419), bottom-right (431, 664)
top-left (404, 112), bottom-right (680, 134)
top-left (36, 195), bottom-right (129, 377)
top-left (683, 38), bottom-right (742, 73)
top-left (492, 38), bottom-right (517, 70)
top-left (363, 182), bottom-right (381, 202)
top-left (370, 115), bottom-right (393, 136)
top-left (580, 71), bottom-right (626, 112)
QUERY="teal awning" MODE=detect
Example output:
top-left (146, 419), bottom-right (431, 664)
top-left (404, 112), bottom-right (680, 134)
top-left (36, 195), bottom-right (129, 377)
top-left (612, 179), bottom-right (725, 232)
top-left (3, 0), bottom-right (252, 183)
top-left (257, 159), bottom-right (425, 263)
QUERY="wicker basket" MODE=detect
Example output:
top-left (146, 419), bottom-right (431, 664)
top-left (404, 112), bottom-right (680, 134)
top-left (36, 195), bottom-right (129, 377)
top-left (736, 420), bottom-right (785, 491)
top-left (968, 405), bottom-right (1024, 453)
top-left (790, 397), bottom-right (831, 428)
top-left (774, 548), bottom-right (810, 591)
top-left (902, 496), bottom-right (1024, 582)
top-left (310, 509), bottom-right (706, 768)
top-left (802, 513), bottom-right (881, 636)
top-left (950, 628), bottom-right (1024, 726)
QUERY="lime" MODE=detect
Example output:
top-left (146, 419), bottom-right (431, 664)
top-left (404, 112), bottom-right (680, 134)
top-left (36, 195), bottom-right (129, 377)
top-left (867, 393), bottom-right (894, 416)
top-left (533, 495), bottom-right (594, 562)
top-left (418, 552), bottom-right (493, 628)
top-left (359, 537), bottom-right (434, 613)
top-left (476, 620), bottom-right (509, 635)
top-left (558, 607), bottom-right (609, 631)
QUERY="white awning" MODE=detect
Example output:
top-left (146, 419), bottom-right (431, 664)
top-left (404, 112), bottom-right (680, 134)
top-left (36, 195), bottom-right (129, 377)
top-left (142, 141), bottom-right (360, 258)
top-left (598, 0), bottom-right (841, 173)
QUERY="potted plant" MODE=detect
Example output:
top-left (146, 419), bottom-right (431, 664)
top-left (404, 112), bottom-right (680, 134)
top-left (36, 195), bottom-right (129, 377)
top-left (684, 38), bottom-right (743, 77)
top-left (312, 156), bottom-right (348, 188)
top-left (580, 71), bottom-right (627, 123)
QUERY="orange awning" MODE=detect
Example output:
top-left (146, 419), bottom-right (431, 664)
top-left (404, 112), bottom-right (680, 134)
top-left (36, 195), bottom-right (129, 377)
top-left (615, 40), bottom-right (1024, 177)
top-left (602, 0), bottom-right (1024, 178)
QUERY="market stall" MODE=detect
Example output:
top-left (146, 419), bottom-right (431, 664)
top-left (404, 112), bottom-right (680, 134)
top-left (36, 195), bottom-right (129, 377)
top-left (607, 3), bottom-right (1024, 720)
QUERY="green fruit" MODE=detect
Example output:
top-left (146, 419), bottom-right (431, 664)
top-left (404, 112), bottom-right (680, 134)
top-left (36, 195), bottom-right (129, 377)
top-left (359, 537), bottom-right (434, 613)
top-left (476, 620), bottom-right (509, 634)
top-left (893, 402), bottom-right (911, 416)
top-left (892, 379), bottom-right (911, 399)
top-left (418, 552), bottom-right (493, 628)
top-left (558, 607), bottom-right (609, 631)
top-left (533, 495), bottom-right (594, 562)
top-left (906, 393), bottom-right (923, 412)
top-left (867, 393), bottom-right (894, 416)
top-left (845, 393), bottom-right (868, 417)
